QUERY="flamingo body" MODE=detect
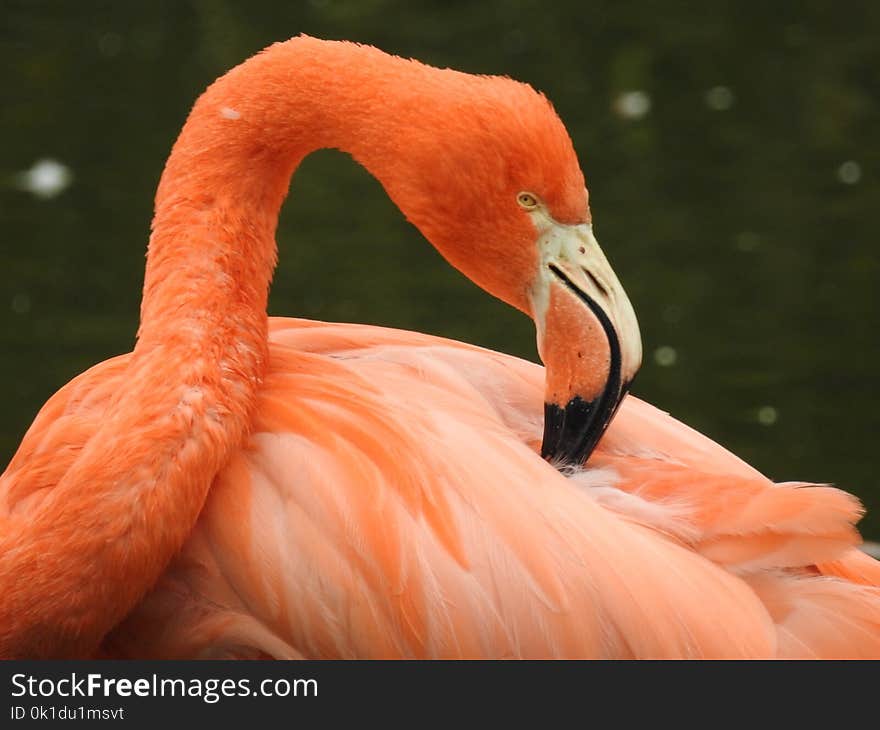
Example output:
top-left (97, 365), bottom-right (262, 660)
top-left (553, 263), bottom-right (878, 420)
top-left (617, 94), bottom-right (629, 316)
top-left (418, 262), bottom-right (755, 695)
top-left (5, 319), bottom-right (878, 658)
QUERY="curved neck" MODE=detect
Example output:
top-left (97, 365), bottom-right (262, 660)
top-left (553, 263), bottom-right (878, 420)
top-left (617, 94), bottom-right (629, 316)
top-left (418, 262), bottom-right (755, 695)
top-left (1, 37), bottom-right (440, 658)
top-left (141, 38), bottom-right (425, 348)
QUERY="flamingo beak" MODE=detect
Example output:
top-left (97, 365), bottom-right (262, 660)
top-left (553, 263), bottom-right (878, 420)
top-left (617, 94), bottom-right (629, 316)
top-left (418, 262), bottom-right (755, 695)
top-left (531, 222), bottom-right (642, 466)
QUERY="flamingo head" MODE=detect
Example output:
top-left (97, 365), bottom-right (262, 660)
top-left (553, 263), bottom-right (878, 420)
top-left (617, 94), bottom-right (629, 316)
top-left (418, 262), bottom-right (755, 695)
top-left (361, 63), bottom-right (643, 466)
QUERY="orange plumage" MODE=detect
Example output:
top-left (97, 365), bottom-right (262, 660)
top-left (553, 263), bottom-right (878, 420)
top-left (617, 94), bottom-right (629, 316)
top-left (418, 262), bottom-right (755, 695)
top-left (1, 37), bottom-right (877, 658)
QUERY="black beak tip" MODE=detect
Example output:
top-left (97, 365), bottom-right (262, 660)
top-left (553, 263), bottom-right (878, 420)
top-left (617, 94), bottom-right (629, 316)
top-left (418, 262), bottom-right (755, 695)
top-left (541, 383), bottom-right (631, 468)
top-left (541, 396), bottom-right (601, 467)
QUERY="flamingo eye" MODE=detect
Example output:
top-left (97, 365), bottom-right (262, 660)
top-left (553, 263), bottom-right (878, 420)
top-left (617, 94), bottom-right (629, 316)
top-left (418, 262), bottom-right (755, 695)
top-left (517, 192), bottom-right (539, 210)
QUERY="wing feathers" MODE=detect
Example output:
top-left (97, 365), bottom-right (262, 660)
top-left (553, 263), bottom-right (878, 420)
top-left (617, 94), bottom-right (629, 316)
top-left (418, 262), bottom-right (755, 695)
top-left (4, 319), bottom-right (878, 658)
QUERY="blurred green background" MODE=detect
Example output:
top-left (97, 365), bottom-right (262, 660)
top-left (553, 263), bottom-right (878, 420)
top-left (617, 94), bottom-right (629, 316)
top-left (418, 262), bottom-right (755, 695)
top-left (2, 1), bottom-right (878, 538)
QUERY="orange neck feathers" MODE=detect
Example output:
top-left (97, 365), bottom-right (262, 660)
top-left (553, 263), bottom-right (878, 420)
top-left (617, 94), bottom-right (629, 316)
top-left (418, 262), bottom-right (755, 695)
top-left (0, 36), bottom-right (586, 657)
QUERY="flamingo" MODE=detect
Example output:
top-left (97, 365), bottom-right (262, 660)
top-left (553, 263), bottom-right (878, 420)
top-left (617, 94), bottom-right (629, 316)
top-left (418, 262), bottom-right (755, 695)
top-left (2, 36), bottom-right (878, 659)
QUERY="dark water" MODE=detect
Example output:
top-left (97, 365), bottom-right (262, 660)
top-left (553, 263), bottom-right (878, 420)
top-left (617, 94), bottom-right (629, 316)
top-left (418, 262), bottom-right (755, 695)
top-left (2, 2), bottom-right (878, 537)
